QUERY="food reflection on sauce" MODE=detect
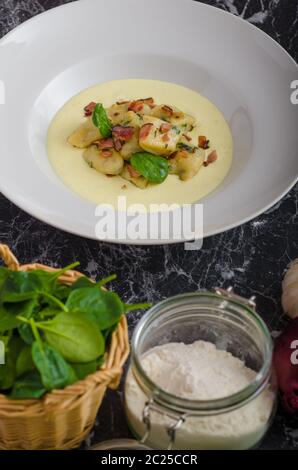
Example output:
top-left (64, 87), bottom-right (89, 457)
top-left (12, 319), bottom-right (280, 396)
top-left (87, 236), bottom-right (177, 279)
top-left (47, 79), bottom-right (233, 210)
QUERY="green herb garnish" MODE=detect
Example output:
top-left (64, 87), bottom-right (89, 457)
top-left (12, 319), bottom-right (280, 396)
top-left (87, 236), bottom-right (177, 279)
top-left (177, 142), bottom-right (195, 153)
top-left (92, 103), bottom-right (112, 138)
top-left (172, 125), bottom-right (181, 135)
top-left (130, 152), bottom-right (169, 184)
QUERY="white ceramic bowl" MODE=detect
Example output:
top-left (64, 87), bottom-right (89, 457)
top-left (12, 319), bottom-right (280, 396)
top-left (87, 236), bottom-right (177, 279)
top-left (0, 0), bottom-right (297, 243)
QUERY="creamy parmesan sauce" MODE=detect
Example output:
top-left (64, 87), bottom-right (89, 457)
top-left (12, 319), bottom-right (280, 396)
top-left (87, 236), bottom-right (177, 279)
top-left (47, 79), bottom-right (233, 210)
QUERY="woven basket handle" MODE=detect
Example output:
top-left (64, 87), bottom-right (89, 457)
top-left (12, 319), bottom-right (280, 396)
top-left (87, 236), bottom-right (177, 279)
top-left (0, 244), bottom-right (20, 270)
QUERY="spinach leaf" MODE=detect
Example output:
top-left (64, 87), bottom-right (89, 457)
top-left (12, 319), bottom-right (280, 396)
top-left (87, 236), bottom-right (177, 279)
top-left (0, 263), bottom-right (78, 307)
top-left (0, 331), bottom-right (12, 349)
top-left (0, 266), bottom-right (9, 277)
top-left (0, 336), bottom-right (24, 390)
top-left (69, 276), bottom-right (95, 291)
top-left (16, 345), bottom-right (35, 377)
top-left (31, 262), bottom-right (79, 294)
top-left (130, 152), bottom-right (169, 183)
top-left (8, 335), bottom-right (25, 362)
top-left (31, 341), bottom-right (77, 390)
top-left (39, 312), bottom-right (105, 363)
top-left (0, 297), bottom-right (38, 332)
top-left (71, 360), bottom-right (97, 380)
top-left (0, 307), bottom-right (22, 331)
top-left (27, 270), bottom-right (56, 291)
top-left (10, 371), bottom-right (46, 399)
top-left (37, 306), bottom-right (62, 320)
top-left (0, 267), bottom-right (9, 287)
top-left (65, 288), bottom-right (123, 330)
top-left (0, 360), bottom-right (15, 390)
top-left (0, 271), bottom-right (43, 302)
top-left (18, 322), bottom-right (34, 345)
top-left (92, 103), bottom-right (112, 138)
top-left (53, 284), bottom-right (71, 300)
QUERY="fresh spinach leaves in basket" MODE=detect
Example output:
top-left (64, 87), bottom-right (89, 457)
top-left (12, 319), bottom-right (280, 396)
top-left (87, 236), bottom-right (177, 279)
top-left (0, 263), bottom-right (150, 398)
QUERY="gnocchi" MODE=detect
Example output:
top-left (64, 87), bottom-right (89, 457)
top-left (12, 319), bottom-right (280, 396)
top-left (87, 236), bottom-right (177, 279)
top-left (68, 98), bottom-right (217, 188)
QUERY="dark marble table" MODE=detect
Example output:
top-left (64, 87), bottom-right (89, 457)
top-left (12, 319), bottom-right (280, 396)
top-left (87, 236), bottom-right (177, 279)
top-left (0, 0), bottom-right (297, 450)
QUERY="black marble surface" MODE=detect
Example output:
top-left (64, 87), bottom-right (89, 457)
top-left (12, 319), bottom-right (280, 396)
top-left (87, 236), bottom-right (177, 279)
top-left (0, 0), bottom-right (297, 450)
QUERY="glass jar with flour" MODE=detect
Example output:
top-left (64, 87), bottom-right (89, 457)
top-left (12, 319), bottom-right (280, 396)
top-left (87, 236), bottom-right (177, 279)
top-left (124, 289), bottom-right (277, 450)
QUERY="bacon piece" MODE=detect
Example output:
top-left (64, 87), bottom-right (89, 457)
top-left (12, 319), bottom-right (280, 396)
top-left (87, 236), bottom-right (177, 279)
top-left (116, 100), bottom-right (130, 105)
top-left (94, 138), bottom-right (114, 149)
top-left (183, 133), bottom-right (191, 142)
top-left (128, 100), bottom-right (144, 113)
top-left (198, 135), bottom-right (210, 149)
top-left (161, 105), bottom-right (173, 116)
top-left (112, 126), bottom-right (134, 142)
top-left (170, 150), bottom-right (188, 159)
top-left (84, 101), bottom-right (96, 116)
top-left (139, 123), bottom-right (153, 140)
top-left (127, 164), bottom-right (140, 178)
top-left (112, 125), bottom-right (134, 151)
top-left (114, 139), bottom-right (123, 151)
top-left (160, 122), bottom-right (172, 133)
top-left (128, 97), bottom-right (155, 112)
top-left (207, 150), bottom-right (218, 163)
top-left (204, 150), bottom-right (218, 166)
top-left (142, 97), bottom-right (155, 108)
top-left (101, 149), bottom-right (113, 157)
top-left (162, 133), bottom-right (170, 142)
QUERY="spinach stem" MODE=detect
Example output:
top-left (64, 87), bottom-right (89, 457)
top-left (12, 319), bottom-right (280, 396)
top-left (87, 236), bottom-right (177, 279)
top-left (96, 274), bottom-right (117, 288)
top-left (124, 302), bottom-right (152, 313)
top-left (30, 318), bottom-right (43, 349)
top-left (17, 316), bottom-right (45, 351)
top-left (40, 291), bottom-right (68, 312)
top-left (50, 261), bottom-right (80, 280)
top-left (16, 315), bottom-right (30, 324)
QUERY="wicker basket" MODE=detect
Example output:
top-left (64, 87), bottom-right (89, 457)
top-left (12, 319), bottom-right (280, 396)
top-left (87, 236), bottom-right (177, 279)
top-left (0, 244), bottom-right (130, 450)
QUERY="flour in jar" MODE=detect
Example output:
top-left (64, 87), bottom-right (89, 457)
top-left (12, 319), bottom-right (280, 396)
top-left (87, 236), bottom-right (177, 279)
top-left (125, 341), bottom-right (275, 450)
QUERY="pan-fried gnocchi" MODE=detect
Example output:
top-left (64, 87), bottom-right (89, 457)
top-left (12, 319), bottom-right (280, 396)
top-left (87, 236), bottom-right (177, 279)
top-left (67, 98), bottom-right (218, 188)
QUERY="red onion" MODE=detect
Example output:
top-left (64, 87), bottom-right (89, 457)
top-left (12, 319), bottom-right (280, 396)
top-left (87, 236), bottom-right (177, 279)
top-left (273, 317), bottom-right (298, 413)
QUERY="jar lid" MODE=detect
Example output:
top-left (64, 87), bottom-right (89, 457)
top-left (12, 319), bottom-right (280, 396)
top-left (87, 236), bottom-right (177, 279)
top-left (90, 439), bottom-right (151, 450)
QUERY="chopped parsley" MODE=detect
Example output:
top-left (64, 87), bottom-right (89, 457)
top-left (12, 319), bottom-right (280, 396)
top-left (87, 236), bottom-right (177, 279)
top-left (177, 142), bottom-right (194, 153)
top-left (172, 125), bottom-right (181, 135)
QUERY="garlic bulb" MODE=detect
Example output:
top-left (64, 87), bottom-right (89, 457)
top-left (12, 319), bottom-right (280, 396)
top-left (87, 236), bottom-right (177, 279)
top-left (282, 260), bottom-right (298, 318)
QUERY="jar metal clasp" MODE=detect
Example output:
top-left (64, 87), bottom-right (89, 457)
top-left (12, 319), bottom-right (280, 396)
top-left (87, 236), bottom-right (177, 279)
top-left (140, 398), bottom-right (188, 450)
top-left (215, 286), bottom-right (257, 310)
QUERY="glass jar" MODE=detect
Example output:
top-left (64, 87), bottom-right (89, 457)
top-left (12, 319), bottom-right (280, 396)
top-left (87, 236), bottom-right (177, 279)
top-left (124, 289), bottom-right (277, 450)
top-left (90, 439), bottom-right (150, 450)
